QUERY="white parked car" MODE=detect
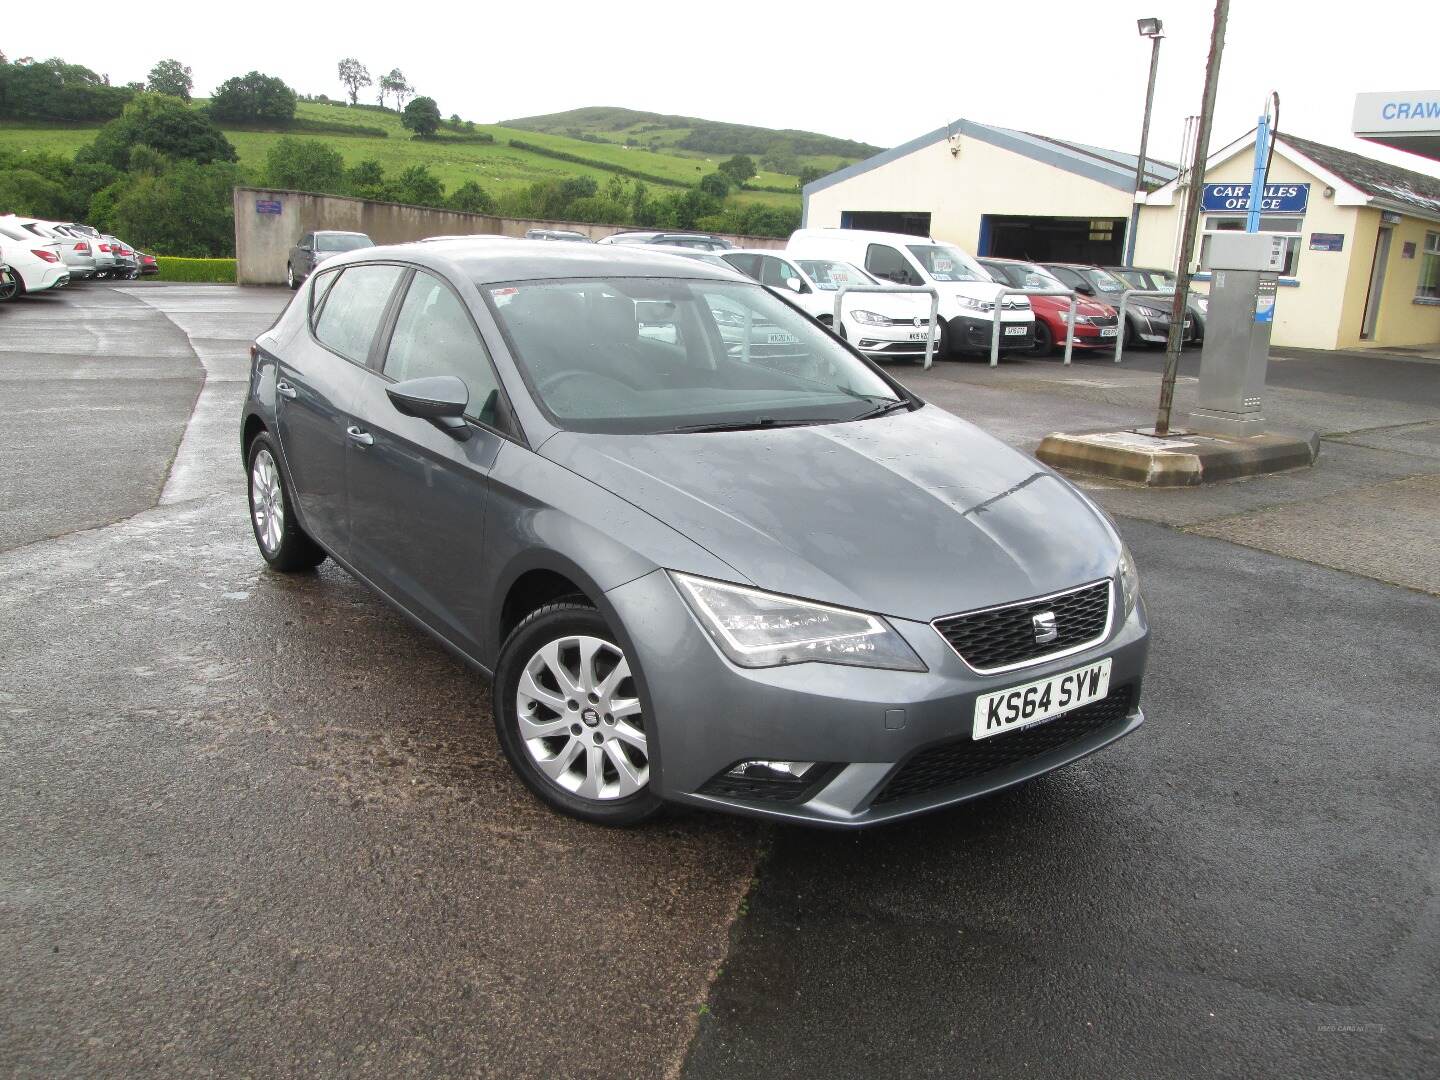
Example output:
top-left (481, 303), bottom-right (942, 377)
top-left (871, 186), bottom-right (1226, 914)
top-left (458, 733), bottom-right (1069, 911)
top-left (0, 221), bottom-right (70, 294)
top-left (717, 249), bottom-right (938, 361)
top-left (787, 228), bottom-right (1034, 357)
top-left (0, 216), bottom-right (96, 280)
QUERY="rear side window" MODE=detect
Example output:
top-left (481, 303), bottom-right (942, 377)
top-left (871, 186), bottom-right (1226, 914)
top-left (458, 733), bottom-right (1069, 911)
top-left (312, 264), bottom-right (404, 364)
top-left (383, 272), bottom-right (502, 426)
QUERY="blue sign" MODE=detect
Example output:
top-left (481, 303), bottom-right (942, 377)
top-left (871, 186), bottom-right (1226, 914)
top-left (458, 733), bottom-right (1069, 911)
top-left (1309, 232), bottom-right (1344, 252)
top-left (1201, 183), bottom-right (1309, 214)
top-left (255, 199), bottom-right (283, 215)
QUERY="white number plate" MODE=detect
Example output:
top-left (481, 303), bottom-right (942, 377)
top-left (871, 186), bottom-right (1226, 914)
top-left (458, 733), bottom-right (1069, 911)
top-left (972, 659), bottom-right (1111, 741)
top-left (1100, 327), bottom-right (1118, 338)
top-left (908, 331), bottom-right (928, 340)
top-left (1004, 325), bottom-right (1028, 336)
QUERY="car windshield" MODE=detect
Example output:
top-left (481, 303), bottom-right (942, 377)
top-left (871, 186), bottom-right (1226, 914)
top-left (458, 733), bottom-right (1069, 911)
top-left (1082, 268), bottom-right (1128, 293)
top-left (1112, 269), bottom-right (1149, 289)
top-left (317, 233), bottom-right (372, 252)
top-left (795, 260), bottom-right (876, 291)
top-left (487, 277), bottom-right (903, 435)
top-left (995, 262), bottom-right (1065, 290)
top-left (905, 244), bottom-right (987, 283)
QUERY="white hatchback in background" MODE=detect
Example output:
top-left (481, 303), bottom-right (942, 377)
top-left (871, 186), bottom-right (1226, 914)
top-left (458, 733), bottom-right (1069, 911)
top-left (0, 221), bottom-right (70, 294)
top-left (719, 250), bottom-right (939, 361)
top-left (0, 216), bottom-right (96, 280)
top-left (61, 223), bottom-right (120, 277)
top-left (787, 228), bottom-right (1035, 357)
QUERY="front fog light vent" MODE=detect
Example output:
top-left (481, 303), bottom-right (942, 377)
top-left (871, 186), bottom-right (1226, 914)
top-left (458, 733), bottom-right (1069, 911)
top-left (698, 760), bottom-right (834, 804)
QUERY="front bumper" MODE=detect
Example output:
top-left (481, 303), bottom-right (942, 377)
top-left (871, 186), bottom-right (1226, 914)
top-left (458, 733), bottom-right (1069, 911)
top-left (606, 570), bottom-right (1149, 828)
top-left (949, 313), bottom-right (1034, 353)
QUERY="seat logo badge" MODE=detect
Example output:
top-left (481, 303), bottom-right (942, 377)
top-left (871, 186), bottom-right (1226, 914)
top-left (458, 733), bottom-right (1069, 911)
top-left (1032, 611), bottom-right (1058, 645)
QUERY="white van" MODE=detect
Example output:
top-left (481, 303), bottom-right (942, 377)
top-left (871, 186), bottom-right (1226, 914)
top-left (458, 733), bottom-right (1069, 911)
top-left (716, 249), bottom-right (939, 361)
top-left (787, 228), bottom-right (1034, 357)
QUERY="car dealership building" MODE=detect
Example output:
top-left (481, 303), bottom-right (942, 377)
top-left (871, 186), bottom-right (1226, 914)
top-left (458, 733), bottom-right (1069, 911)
top-left (803, 115), bottom-right (1440, 351)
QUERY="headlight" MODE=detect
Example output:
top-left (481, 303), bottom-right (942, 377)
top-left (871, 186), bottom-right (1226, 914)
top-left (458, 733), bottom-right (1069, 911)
top-left (1196, 297), bottom-right (1209, 313)
top-left (954, 295), bottom-right (993, 313)
top-left (850, 309), bottom-right (888, 326)
top-left (671, 572), bottom-right (927, 672)
top-left (1118, 545), bottom-right (1142, 619)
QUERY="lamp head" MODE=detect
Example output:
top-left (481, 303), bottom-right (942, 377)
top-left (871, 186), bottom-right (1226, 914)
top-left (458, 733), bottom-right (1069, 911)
top-left (1137, 17), bottom-right (1164, 37)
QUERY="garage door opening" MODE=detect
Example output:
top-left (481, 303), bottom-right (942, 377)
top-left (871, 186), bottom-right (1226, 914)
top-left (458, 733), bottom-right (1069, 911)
top-left (979, 215), bottom-right (1125, 264)
top-left (840, 211), bottom-right (932, 237)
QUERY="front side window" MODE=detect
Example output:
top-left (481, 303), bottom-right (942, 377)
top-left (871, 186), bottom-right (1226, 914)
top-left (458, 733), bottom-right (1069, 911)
top-left (865, 245), bottom-right (920, 286)
top-left (905, 243), bottom-right (988, 282)
top-left (384, 271), bottom-right (502, 426)
top-left (487, 278), bottom-right (901, 434)
top-left (312, 263), bottom-right (404, 364)
top-left (759, 256), bottom-right (805, 290)
top-left (1417, 232), bottom-right (1440, 302)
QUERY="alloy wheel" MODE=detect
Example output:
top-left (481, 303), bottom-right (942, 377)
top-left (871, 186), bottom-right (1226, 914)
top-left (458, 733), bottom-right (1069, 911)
top-left (250, 448), bottom-right (284, 555)
top-left (515, 635), bottom-right (648, 801)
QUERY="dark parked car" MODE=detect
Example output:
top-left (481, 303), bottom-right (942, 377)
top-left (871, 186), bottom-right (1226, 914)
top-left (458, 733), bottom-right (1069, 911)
top-left (1105, 265), bottom-right (1207, 343)
top-left (597, 231), bottom-right (735, 251)
top-left (286, 230), bottom-right (374, 290)
top-left (1043, 262), bottom-right (1191, 348)
top-left (242, 240), bottom-right (1148, 828)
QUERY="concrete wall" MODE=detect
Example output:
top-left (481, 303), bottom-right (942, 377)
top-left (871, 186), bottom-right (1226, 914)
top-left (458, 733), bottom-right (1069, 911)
top-left (1133, 149), bottom-right (1440, 351)
top-left (803, 136), bottom-right (1132, 253)
top-left (233, 187), bottom-right (784, 285)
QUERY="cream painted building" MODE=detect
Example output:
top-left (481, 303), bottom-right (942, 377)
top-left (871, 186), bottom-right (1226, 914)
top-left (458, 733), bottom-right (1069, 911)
top-left (802, 118), bottom-right (1440, 351)
top-left (1136, 131), bottom-right (1440, 350)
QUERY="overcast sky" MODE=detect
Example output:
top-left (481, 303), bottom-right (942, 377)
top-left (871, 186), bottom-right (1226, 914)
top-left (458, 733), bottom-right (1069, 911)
top-left (7, 0), bottom-right (1438, 177)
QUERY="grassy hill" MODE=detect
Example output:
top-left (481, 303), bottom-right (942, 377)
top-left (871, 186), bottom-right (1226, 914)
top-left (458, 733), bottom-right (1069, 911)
top-left (0, 101), bottom-right (810, 209)
top-left (502, 105), bottom-right (881, 176)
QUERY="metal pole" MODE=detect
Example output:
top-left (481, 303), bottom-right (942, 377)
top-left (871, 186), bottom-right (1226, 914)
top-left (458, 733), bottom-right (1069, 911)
top-left (1245, 108), bottom-right (1271, 233)
top-left (1063, 297), bottom-right (1076, 365)
top-left (1124, 32), bottom-right (1163, 266)
top-left (1156, 0), bottom-right (1228, 436)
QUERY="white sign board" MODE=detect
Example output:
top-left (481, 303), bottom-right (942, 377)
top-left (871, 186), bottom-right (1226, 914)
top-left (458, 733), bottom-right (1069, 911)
top-left (1353, 91), bottom-right (1440, 135)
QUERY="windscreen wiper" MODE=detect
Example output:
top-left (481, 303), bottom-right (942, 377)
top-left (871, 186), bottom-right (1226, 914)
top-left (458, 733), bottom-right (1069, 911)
top-left (665, 417), bottom-right (817, 434)
top-left (851, 398), bottom-right (913, 421)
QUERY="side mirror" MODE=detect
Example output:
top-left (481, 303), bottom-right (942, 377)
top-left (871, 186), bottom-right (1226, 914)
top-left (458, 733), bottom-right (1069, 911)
top-left (387, 375), bottom-right (471, 440)
top-left (785, 277), bottom-right (803, 293)
top-left (1075, 283), bottom-right (1095, 296)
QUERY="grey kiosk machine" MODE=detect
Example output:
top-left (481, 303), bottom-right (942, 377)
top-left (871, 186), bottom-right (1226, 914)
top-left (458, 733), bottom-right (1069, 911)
top-left (1188, 231), bottom-right (1288, 436)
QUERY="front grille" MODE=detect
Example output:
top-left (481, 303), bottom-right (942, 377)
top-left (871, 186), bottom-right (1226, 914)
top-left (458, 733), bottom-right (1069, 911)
top-left (934, 580), bottom-right (1111, 671)
top-left (873, 685), bottom-right (1134, 805)
top-left (1087, 315), bottom-right (1118, 328)
top-left (697, 775), bottom-right (810, 803)
top-left (880, 316), bottom-right (931, 327)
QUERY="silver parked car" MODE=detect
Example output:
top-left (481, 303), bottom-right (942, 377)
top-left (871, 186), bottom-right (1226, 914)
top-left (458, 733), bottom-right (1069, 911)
top-left (241, 240), bottom-right (1148, 828)
top-left (286, 230), bottom-right (374, 289)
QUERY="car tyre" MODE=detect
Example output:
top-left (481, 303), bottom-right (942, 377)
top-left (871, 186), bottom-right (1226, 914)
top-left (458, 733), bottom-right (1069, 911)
top-left (286, 263), bottom-right (298, 290)
top-left (1032, 320), bottom-right (1055, 357)
top-left (494, 600), bottom-right (663, 826)
top-left (246, 432), bottom-right (326, 572)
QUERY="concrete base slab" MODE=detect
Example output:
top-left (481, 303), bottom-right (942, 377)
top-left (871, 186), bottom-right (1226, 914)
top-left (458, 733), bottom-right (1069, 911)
top-left (1036, 426), bottom-right (1320, 486)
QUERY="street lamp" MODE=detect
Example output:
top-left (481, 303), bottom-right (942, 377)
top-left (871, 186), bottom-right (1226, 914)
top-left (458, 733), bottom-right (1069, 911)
top-left (1123, 17), bottom-right (1165, 266)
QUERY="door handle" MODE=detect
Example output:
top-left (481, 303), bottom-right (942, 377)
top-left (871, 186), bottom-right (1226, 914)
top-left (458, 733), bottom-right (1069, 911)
top-left (276, 380), bottom-right (297, 399)
top-left (346, 426), bottom-right (374, 447)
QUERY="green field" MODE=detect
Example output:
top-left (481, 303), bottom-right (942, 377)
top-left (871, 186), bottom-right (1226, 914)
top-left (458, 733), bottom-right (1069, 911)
top-left (0, 101), bottom-right (809, 209)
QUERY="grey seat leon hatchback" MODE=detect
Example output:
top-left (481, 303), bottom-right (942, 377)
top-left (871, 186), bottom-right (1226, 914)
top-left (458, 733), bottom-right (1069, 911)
top-left (241, 239), bottom-right (1149, 828)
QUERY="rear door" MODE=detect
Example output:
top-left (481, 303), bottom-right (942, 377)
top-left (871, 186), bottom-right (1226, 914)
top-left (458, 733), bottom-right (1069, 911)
top-left (345, 268), bottom-right (508, 654)
top-left (275, 262), bottom-right (405, 557)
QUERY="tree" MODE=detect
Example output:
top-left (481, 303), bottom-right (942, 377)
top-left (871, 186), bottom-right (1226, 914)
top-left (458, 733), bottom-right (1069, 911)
top-left (717, 154), bottom-right (757, 184)
top-left (759, 140), bottom-right (799, 175)
top-left (209, 71), bottom-right (297, 125)
top-left (103, 160), bottom-right (239, 256)
top-left (336, 57), bottom-right (371, 106)
top-left (446, 180), bottom-right (495, 214)
top-left (0, 168), bottom-right (70, 219)
top-left (79, 93), bottom-right (236, 170)
top-left (400, 95), bottom-right (441, 138)
top-left (0, 57), bottom-right (133, 122)
top-left (797, 165), bottom-right (826, 188)
top-left (146, 59), bottom-right (193, 99)
top-left (344, 159), bottom-right (386, 199)
top-left (698, 171), bottom-right (732, 198)
top-left (385, 164), bottom-right (444, 207)
top-left (379, 69), bottom-right (412, 111)
top-left (265, 137), bottom-right (344, 192)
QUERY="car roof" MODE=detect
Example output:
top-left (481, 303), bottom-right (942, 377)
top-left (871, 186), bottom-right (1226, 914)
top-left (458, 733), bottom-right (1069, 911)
top-left (314, 229), bottom-right (370, 237)
top-left (343, 237), bottom-right (748, 284)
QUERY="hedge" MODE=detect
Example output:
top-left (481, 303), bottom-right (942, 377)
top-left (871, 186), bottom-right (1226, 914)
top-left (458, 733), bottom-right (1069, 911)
top-left (154, 257), bottom-right (237, 283)
top-left (506, 138), bottom-right (683, 188)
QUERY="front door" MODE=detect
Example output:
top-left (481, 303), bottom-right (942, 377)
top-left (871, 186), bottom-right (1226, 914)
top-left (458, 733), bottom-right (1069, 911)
top-left (274, 263), bottom-right (405, 556)
top-left (1361, 226), bottom-right (1393, 340)
top-left (345, 269), bottom-right (508, 656)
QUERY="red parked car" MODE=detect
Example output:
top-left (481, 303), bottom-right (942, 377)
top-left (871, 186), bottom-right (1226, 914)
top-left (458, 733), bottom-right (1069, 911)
top-left (980, 258), bottom-right (1121, 355)
top-left (137, 251), bottom-right (159, 276)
